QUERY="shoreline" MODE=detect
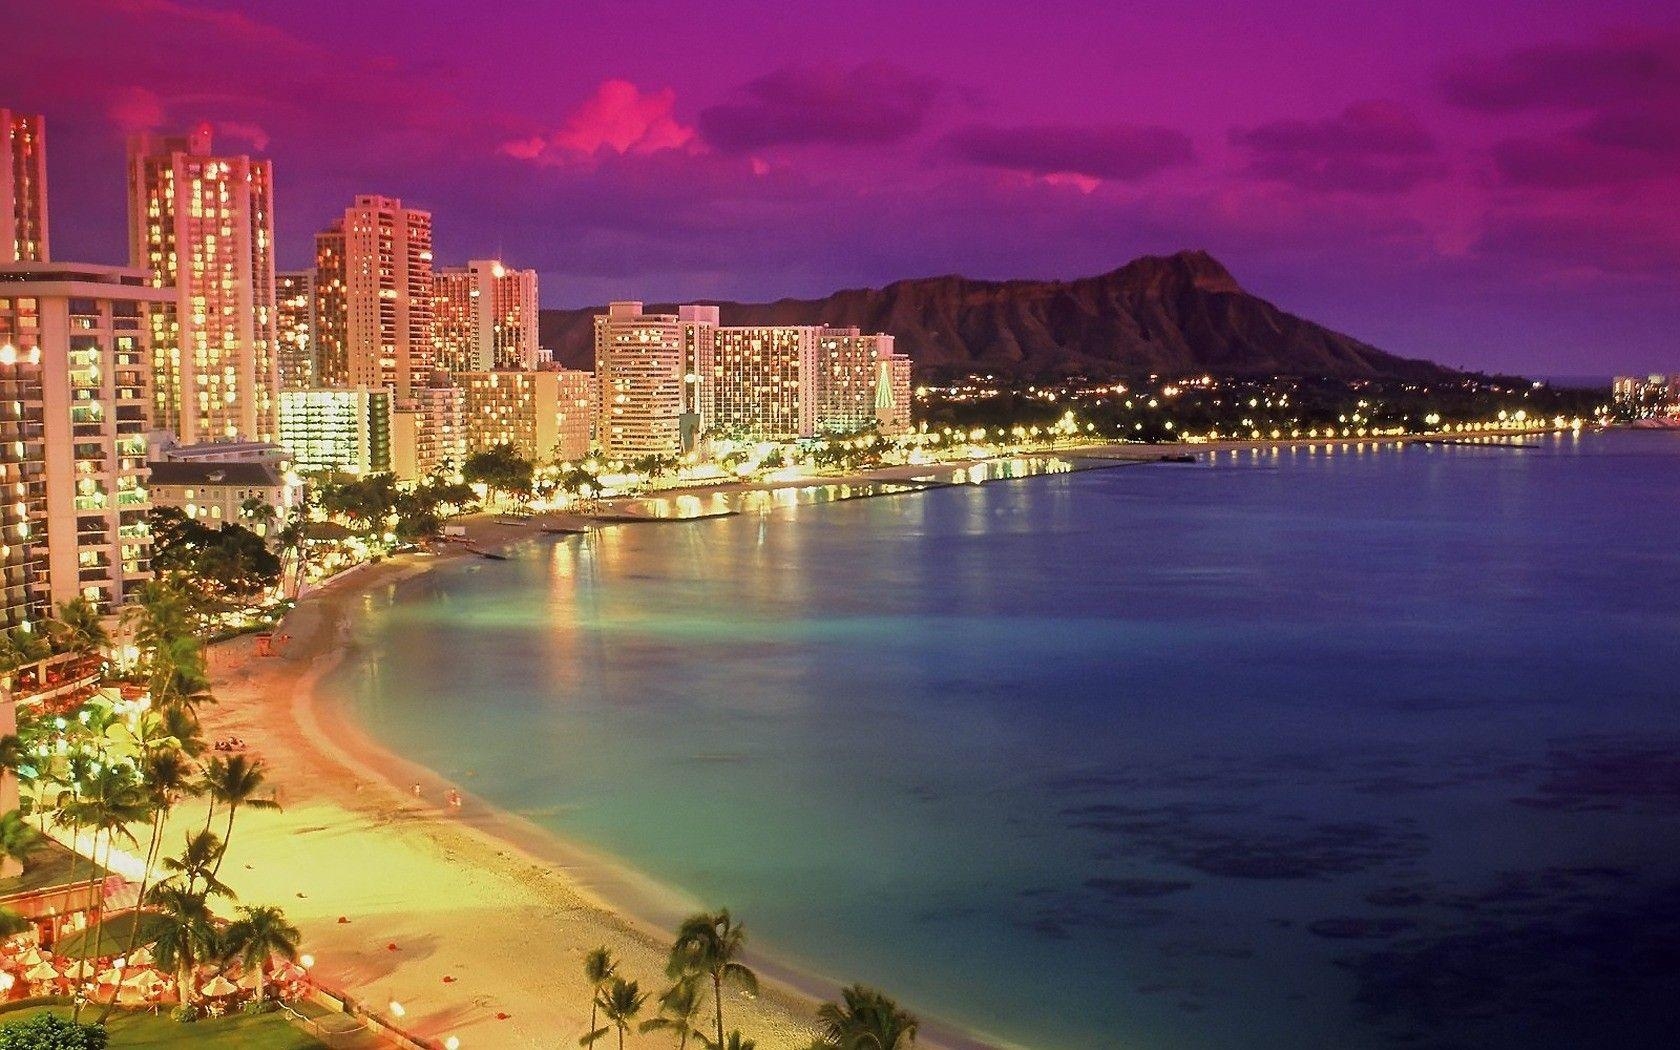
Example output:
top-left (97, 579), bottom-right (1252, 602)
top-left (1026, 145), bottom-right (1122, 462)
top-left (197, 431), bottom-right (1571, 1049)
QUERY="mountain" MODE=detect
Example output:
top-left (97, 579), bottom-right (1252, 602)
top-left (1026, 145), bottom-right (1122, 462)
top-left (538, 250), bottom-right (1456, 381)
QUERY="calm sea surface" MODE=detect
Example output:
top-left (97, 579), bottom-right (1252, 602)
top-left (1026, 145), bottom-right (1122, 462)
top-left (332, 432), bottom-right (1680, 1050)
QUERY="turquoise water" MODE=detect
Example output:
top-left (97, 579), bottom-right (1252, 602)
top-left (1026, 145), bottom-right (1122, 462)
top-left (334, 432), bottom-right (1680, 1049)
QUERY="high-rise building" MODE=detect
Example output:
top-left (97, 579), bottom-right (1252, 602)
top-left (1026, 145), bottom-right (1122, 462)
top-left (275, 270), bottom-right (316, 389)
top-left (2, 110), bottom-right (49, 263)
top-left (594, 301), bottom-right (689, 459)
top-left (433, 260), bottom-right (539, 373)
top-left (0, 263), bottom-right (166, 625)
top-left (459, 368), bottom-right (595, 464)
top-left (278, 387), bottom-right (392, 475)
top-left (392, 379), bottom-right (467, 480)
top-left (313, 196), bottom-right (433, 400)
top-left (127, 125), bottom-right (279, 444)
top-left (707, 325), bottom-right (821, 440)
top-left (816, 329), bottom-right (909, 435)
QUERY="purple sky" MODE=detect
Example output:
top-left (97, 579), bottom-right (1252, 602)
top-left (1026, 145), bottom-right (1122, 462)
top-left (6, 0), bottom-right (1678, 374)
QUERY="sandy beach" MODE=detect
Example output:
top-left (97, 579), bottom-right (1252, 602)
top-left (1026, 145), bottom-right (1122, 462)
top-left (184, 433), bottom-right (1564, 1050)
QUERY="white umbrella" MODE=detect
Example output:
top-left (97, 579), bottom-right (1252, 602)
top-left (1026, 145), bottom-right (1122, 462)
top-left (17, 948), bottom-right (45, 967)
top-left (24, 961), bottom-right (58, 982)
top-left (122, 968), bottom-right (161, 988)
top-left (199, 974), bottom-right (238, 997)
top-left (236, 969), bottom-right (263, 990)
top-left (62, 959), bottom-right (99, 980)
top-left (273, 962), bottom-right (308, 983)
top-left (97, 967), bottom-right (124, 985)
top-left (128, 946), bottom-right (154, 966)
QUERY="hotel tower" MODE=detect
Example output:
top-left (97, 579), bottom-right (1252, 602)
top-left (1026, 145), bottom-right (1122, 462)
top-left (127, 125), bottom-right (279, 444)
top-left (2, 109), bottom-right (49, 263)
top-left (433, 259), bottom-right (539, 373)
top-left (313, 195), bottom-right (434, 400)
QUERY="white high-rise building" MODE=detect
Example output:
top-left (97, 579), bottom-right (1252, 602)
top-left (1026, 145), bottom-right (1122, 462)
top-left (275, 270), bottom-right (316, 389)
top-left (594, 301), bottom-right (690, 459)
top-left (0, 263), bottom-right (167, 624)
top-left (127, 125), bottom-right (279, 443)
top-left (434, 260), bottom-right (539, 373)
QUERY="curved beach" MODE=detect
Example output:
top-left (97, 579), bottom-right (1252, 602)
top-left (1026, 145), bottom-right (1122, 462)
top-left (191, 540), bottom-right (847, 1050)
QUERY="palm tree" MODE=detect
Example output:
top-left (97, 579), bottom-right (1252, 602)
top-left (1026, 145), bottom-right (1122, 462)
top-left (640, 976), bottom-right (708, 1050)
top-left (705, 1033), bottom-right (757, 1050)
top-left (161, 829), bottom-right (235, 901)
top-left (99, 749), bottom-right (198, 1024)
top-left (48, 597), bottom-right (111, 657)
top-left (148, 881), bottom-right (216, 1008)
top-left (813, 985), bottom-right (919, 1050)
top-left (585, 977), bottom-right (648, 1050)
top-left (57, 767), bottom-right (147, 1021)
top-left (201, 754), bottom-right (279, 876)
top-left (668, 909), bottom-right (759, 1050)
top-left (582, 945), bottom-right (618, 1048)
top-left (222, 904), bottom-right (302, 1004)
top-left (0, 809), bottom-right (40, 874)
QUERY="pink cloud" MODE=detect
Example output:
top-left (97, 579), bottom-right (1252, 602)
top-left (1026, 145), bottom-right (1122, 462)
top-left (108, 85), bottom-right (165, 133)
top-left (215, 120), bottom-right (270, 151)
top-left (506, 80), bottom-right (696, 164)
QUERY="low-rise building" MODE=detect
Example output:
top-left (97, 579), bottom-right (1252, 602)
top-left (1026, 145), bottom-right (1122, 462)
top-left (146, 459), bottom-right (300, 538)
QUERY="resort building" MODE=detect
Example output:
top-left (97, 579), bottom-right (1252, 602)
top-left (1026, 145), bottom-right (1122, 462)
top-left (127, 125), bottom-right (280, 444)
top-left (392, 379), bottom-right (467, 480)
top-left (0, 262), bottom-right (165, 626)
top-left (275, 269), bottom-right (316, 389)
top-left (877, 352), bottom-right (913, 435)
top-left (707, 325), bottom-right (821, 440)
top-left (459, 368), bottom-right (596, 463)
top-left (594, 301), bottom-right (690, 459)
top-left (433, 260), bottom-right (539, 373)
top-left (314, 195), bottom-right (433, 400)
top-left (146, 458), bottom-right (300, 538)
top-left (278, 386), bottom-right (392, 476)
top-left (1611, 374), bottom-right (1680, 420)
top-left (2, 109), bottom-right (49, 263)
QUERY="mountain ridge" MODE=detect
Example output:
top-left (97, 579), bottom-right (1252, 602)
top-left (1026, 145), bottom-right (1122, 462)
top-left (538, 250), bottom-right (1456, 381)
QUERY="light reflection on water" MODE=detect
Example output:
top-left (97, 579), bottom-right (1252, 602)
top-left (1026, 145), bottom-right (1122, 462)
top-left (339, 431), bottom-right (1680, 1050)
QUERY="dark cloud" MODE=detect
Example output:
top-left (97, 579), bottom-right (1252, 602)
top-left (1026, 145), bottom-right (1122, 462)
top-left (1441, 29), bottom-right (1680, 112)
top-left (1232, 101), bottom-right (1442, 194)
top-left (699, 63), bottom-right (941, 153)
top-left (944, 123), bottom-right (1194, 182)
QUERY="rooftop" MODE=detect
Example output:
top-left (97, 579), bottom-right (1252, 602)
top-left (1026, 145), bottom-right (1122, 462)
top-left (146, 460), bottom-right (285, 487)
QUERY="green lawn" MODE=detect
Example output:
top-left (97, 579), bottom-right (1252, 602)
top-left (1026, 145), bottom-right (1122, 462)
top-left (0, 1003), bottom-right (328, 1048)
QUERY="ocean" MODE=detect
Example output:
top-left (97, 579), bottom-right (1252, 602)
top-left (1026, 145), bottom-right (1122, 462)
top-left (330, 431), bottom-right (1680, 1049)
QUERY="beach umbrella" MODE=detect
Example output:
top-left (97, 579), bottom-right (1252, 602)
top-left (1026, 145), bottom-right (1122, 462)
top-left (237, 969), bottom-right (263, 990)
top-left (122, 968), bottom-right (160, 988)
top-left (273, 962), bottom-right (308, 984)
top-left (97, 967), bottom-right (124, 985)
top-left (17, 948), bottom-right (44, 967)
top-left (63, 959), bottom-right (98, 980)
top-left (200, 974), bottom-right (238, 997)
top-left (128, 945), bottom-right (154, 966)
top-left (23, 961), bottom-right (57, 982)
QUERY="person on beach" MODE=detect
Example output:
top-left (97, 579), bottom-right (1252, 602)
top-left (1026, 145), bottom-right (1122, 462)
top-left (446, 789), bottom-right (462, 808)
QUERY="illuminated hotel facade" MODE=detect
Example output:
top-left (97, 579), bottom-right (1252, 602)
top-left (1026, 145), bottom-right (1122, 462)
top-left (459, 368), bottom-right (595, 464)
top-left (393, 380), bottom-right (467, 480)
top-left (594, 301), bottom-right (689, 459)
top-left (0, 263), bottom-right (164, 626)
top-left (278, 386), bottom-right (392, 476)
top-left (2, 110), bottom-right (48, 263)
top-left (433, 260), bottom-right (539, 373)
top-left (595, 301), bottom-right (910, 455)
top-left (127, 126), bottom-right (279, 444)
top-left (275, 270), bottom-right (316, 389)
top-left (313, 195), bottom-right (433, 400)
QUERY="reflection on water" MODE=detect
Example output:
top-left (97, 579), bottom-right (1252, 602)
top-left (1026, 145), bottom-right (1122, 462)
top-left (602, 456), bottom-right (1088, 520)
top-left (339, 432), bottom-right (1680, 1050)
